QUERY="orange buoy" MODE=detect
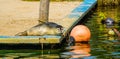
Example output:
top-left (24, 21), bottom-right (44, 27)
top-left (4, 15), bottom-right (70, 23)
top-left (70, 25), bottom-right (91, 42)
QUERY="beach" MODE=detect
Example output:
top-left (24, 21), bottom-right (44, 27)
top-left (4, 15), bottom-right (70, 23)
top-left (0, 0), bottom-right (80, 36)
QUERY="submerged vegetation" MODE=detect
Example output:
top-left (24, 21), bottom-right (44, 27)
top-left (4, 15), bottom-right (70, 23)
top-left (98, 0), bottom-right (120, 6)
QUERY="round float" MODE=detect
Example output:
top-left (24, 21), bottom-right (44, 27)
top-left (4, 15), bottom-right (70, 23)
top-left (70, 25), bottom-right (91, 42)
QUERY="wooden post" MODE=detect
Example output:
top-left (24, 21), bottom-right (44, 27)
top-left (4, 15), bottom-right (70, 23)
top-left (39, 0), bottom-right (50, 23)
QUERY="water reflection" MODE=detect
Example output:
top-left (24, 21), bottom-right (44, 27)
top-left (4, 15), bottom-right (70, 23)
top-left (61, 43), bottom-right (91, 58)
top-left (0, 49), bottom-right (61, 59)
top-left (86, 6), bottom-right (120, 59)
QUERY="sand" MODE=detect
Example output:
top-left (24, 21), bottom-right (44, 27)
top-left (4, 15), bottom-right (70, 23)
top-left (0, 0), bottom-right (80, 36)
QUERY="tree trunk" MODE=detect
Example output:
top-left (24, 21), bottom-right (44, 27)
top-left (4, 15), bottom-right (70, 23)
top-left (39, 0), bottom-right (50, 23)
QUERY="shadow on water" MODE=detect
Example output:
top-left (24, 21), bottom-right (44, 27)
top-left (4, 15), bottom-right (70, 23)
top-left (0, 43), bottom-right (63, 59)
top-left (0, 43), bottom-right (62, 50)
top-left (0, 6), bottom-right (120, 59)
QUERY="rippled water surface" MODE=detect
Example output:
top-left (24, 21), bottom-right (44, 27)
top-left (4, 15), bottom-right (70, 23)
top-left (0, 6), bottom-right (120, 59)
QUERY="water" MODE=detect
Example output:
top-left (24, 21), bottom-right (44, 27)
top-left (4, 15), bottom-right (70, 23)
top-left (84, 6), bottom-right (120, 59)
top-left (0, 6), bottom-right (120, 59)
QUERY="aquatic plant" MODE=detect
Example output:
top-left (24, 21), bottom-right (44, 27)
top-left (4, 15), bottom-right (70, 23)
top-left (98, 0), bottom-right (120, 6)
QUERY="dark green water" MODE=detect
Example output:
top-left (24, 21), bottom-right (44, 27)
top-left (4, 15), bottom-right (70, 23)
top-left (0, 6), bottom-right (120, 59)
top-left (84, 6), bottom-right (120, 59)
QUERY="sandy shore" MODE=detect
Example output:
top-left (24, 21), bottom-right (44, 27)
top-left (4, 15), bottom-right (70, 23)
top-left (0, 0), bottom-right (80, 36)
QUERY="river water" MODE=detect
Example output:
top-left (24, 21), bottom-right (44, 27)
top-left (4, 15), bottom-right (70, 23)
top-left (0, 6), bottom-right (120, 59)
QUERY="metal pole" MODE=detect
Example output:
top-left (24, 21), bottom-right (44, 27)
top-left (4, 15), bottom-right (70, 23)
top-left (39, 0), bottom-right (50, 23)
